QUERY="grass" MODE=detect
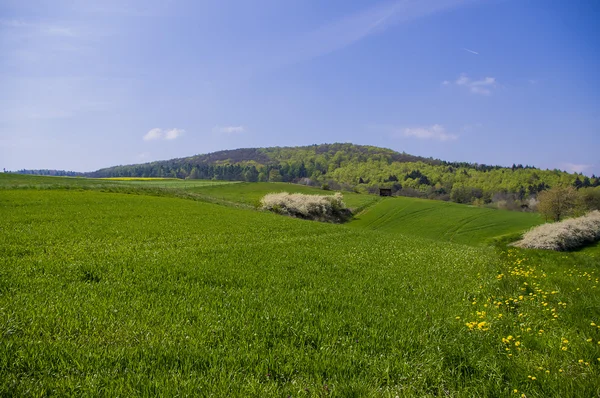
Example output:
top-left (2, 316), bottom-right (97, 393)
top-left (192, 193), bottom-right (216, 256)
top-left (184, 182), bottom-right (379, 211)
top-left (0, 175), bottom-right (375, 212)
top-left (98, 177), bottom-right (180, 180)
top-left (0, 173), bottom-right (237, 190)
top-left (1, 176), bottom-right (599, 396)
top-left (349, 196), bottom-right (543, 245)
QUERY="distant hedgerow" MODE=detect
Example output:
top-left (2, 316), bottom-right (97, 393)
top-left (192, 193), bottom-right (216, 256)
top-left (513, 210), bottom-right (600, 251)
top-left (261, 192), bottom-right (351, 223)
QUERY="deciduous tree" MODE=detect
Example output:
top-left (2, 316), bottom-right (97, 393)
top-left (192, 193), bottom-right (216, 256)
top-left (537, 186), bottom-right (578, 221)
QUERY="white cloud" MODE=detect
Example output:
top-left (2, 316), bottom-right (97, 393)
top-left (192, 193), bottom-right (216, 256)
top-left (165, 128), bottom-right (184, 140)
top-left (143, 128), bottom-right (163, 141)
top-left (562, 163), bottom-right (592, 174)
top-left (213, 125), bottom-right (245, 134)
top-left (143, 127), bottom-right (185, 141)
top-left (445, 73), bottom-right (497, 95)
top-left (403, 124), bottom-right (458, 141)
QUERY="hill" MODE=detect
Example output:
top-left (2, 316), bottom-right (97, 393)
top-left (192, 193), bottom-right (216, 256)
top-left (84, 143), bottom-right (598, 208)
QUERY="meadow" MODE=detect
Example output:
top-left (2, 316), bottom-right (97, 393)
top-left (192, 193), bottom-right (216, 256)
top-left (350, 196), bottom-right (543, 246)
top-left (0, 175), bottom-right (599, 396)
top-left (183, 181), bottom-right (380, 212)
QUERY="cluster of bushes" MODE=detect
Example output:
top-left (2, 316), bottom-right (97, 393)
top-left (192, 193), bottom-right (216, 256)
top-left (260, 192), bottom-right (352, 223)
top-left (514, 211), bottom-right (600, 251)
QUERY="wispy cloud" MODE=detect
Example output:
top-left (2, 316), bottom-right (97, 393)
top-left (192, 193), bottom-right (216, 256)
top-left (444, 73), bottom-right (497, 95)
top-left (268, 0), bottom-right (475, 68)
top-left (1, 19), bottom-right (77, 37)
top-left (562, 163), bottom-right (592, 174)
top-left (143, 128), bottom-right (184, 141)
top-left (213, 125), bottom-right (245, 134)
top-left (462, 47), bottom-right (479, 55)
top-left (403, 124), bottom-right (458, 141)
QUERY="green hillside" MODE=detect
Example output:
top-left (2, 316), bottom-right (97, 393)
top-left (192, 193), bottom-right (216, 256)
top-left (1, 175), bottom-right (599, 396)
top-left (350, 196), bottom-right (543, 245)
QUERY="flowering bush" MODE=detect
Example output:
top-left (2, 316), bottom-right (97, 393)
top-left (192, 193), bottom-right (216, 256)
top-left (514, 210), bottom-right (600, 251)
top-left (260, 192), bottom-right (351, 223)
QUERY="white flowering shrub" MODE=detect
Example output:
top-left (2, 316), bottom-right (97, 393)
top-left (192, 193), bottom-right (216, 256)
top-left (514, 210), bottom-right (600, 251)
top-left (261, 192), bottom-right (351, 223)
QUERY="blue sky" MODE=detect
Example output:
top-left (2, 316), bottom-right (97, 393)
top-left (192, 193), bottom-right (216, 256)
top-left (1, 0), bottom-right (599, 175)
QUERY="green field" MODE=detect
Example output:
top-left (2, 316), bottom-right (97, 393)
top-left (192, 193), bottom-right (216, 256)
top-left (350, 196), bottom-right (543, 246)
top-left (184, 181), bottom-right (380, 211)
top-left (1, 175), bottom-right (599, 396)
top-left (0, 174), bottom-right (237, 190)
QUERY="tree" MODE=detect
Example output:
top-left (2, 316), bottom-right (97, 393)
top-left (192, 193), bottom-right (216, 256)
top-left (268, 168), bottom-right (282, 182)
top-left (189, 167), bottom-right (200, 179)
top-left (537, 186), bottom-right (578, 222)
top-left (578, 187), bottom-right (600, 212)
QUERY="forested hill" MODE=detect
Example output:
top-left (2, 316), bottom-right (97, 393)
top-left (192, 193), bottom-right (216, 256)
top-left (86, 143), bottom-right (599, 206)
top-left (87, 144), bottom-right (438, 180)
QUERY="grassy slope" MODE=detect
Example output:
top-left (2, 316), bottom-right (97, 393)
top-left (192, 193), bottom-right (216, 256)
top-left (0, 175), bottom-right (377, 211)
top-left (349, 196), bottom-right (543, 245)
top-left (184, 181), bottom-right (380, 211)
